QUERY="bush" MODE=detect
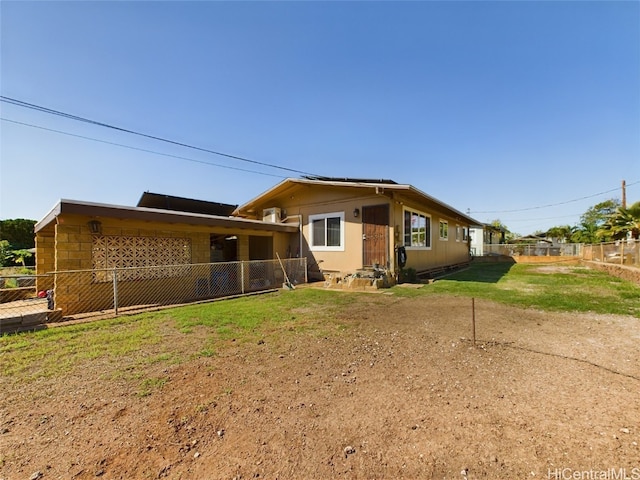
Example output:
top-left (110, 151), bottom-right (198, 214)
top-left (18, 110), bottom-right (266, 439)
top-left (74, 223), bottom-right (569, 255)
top-left (400, 267), bottom-right (418, 283)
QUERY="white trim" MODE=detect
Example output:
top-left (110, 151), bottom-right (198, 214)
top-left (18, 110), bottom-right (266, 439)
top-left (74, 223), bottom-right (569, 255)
top-left (309, 211), bottom-right (345, 252)
top-left (439, 219), bottom-right (449, 241)
top-left (402, 207), bottom-right (432, 250)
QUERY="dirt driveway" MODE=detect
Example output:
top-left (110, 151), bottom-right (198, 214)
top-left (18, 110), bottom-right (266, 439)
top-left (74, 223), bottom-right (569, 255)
top-left (1, 292), bottom-right (639, 479)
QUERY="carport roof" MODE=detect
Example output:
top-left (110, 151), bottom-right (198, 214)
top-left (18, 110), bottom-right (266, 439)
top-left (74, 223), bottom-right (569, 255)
top-left (35, 199), bottom-right (299, 233)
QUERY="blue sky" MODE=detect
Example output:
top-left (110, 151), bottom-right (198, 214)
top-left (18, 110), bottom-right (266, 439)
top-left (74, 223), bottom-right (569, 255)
top-left (1, 1), bottom-right (638, 235)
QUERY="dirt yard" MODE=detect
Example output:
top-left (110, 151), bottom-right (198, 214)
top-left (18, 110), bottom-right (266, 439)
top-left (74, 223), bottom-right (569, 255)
top-left (1, 292), bottom-right (639, 480)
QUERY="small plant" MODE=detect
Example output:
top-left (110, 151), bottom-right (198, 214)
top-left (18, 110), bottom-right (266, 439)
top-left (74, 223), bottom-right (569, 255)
top-left (400, 267), bottom-right (418, 283)
top-left (138, 376), bottom-right (167, 397)
top-left (199, 348), bottom-right (216, 357)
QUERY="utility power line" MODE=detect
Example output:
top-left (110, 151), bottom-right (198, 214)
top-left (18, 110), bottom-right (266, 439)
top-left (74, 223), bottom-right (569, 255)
top-left (0, 95), bottom-right (321, 177)
top-left (470, 180), bottom-right (639, 214)
top-left (501, 213), bottom-right (583, 223)
top-left (1, 118), bottom-right (286, 179)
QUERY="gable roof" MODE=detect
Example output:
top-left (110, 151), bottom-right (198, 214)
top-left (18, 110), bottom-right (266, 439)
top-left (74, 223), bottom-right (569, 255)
top-left (234, 177), bottom-right (482, 226)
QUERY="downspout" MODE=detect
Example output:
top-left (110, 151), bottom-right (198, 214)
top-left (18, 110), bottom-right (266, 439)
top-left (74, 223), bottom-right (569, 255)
top-left (296, 214), bottom-right (303, 258)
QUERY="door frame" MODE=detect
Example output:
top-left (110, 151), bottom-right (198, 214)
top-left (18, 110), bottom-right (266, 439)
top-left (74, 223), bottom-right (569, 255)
top-left (361, 204), bottom-right (390, 268)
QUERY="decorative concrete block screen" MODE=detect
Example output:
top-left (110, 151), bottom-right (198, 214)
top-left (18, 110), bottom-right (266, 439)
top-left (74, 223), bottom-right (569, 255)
top-left (92, 235), bottom-right (192, 282)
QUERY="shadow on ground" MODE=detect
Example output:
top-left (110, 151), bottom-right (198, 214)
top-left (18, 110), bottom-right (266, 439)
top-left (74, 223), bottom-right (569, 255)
top-left (445, 259), bottom-right (516, 283)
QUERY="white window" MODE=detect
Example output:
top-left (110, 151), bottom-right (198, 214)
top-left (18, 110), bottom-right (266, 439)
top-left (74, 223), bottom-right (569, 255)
top-left (403, 208), bottom-right (431, 248)
top-left (439, 220), bottom-right (449, 240)
top-left (463, 227), bottom-right (469, 242)
top-left (456, 225), bottom-right (462, 242)
top-left (309, 212), bottom-right (345, 251)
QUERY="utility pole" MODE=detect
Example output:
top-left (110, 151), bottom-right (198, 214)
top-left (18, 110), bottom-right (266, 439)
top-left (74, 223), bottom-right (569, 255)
top-left (622, 180), bottom-right (627, 208)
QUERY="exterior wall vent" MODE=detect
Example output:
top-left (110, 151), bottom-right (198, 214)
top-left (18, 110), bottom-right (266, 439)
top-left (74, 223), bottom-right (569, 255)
top-left (262, 207), bottom-right (282, 223)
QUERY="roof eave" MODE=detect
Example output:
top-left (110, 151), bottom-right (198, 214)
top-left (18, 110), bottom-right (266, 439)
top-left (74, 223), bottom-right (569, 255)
top-left (35, 199), bottom-right (298, 233)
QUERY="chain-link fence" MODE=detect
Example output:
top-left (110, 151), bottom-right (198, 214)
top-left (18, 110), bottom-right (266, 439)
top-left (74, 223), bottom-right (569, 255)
top-left (482, 243), bottom-right (583, 257)
top-left (582, 240), bottom-right (639, 266)
top-left (1, 258), bottom-right (306, 333)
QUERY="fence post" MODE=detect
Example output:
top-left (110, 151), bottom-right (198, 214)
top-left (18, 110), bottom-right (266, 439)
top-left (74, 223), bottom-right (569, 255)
top-left (304, 257), bottom-right (308, 284)
top-left (472, 297), bottom-right (476, 347)
top-left (241, 261), bottom-right (245, 294)
top-left (112, 268), bottom-right (118, 315)
top-left (620, 241), bottom-right (625, 265)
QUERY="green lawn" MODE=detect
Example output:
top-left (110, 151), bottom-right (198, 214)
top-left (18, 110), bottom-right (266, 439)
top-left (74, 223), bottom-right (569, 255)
top-left (1, 263), bottom-right (638, 387)
top-left (393, 262), bottom-right (640, 317)
top-left (0, 289), bottom-right (354, 385)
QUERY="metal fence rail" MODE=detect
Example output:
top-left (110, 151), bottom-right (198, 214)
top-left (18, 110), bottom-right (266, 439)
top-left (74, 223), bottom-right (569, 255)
top-left (1, 258), bottom-right (307, 333)
top-left (483, 243), bottom-right (583, 257)
top-left (582, 240), bottom-right (639, 266)
top-left (482, 240), bottom-right (639, 266)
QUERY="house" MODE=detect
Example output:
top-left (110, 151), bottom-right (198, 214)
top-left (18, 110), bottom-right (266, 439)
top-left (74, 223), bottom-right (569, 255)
top-left (234, 176), bottom-right (481, 279)
top-left (469, 223), bottom-right (508, 256)
top-left (34, 196), bottom-right (299, 315)
top-left (33, 179), bottom-right (480, 316)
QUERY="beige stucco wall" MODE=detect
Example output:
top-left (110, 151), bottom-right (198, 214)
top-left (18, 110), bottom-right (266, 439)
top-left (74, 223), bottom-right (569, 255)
top-left (391, 195), bottom-right (470, 273)
top-left (240, 184), bottom-right (472, 276)
top-left (269, 187), bottom-right (386, 274)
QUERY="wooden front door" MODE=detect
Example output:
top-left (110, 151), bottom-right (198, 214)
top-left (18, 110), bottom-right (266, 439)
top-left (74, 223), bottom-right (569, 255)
top-left (362, 204), bottom-right (389, 268)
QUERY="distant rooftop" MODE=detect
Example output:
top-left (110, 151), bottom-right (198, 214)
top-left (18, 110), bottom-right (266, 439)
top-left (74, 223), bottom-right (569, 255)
top-left (137, 192), bottom-right (237, 217)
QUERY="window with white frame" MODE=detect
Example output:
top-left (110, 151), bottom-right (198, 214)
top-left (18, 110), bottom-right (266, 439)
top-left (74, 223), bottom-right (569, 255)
top-left (403, 208), bottom-right (431, 248)
top-left (463, 227), bottom-right (469, 242)
top-left (309, 212), bottom-right (345, 251)
top-left (456, 225), bottom-right (462, 242)
top-left (439, 220), bottom-right (449, 240)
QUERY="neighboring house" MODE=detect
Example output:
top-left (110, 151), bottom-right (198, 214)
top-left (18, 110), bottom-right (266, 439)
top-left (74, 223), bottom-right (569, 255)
top-left (469, 226), bottom-right (484, 256)
top-left (234, 177), bottom-right (481, 279)
top-left (483, 224), bottom-right (506, 244)
top-left (470, 223), bottom-right (508, 256)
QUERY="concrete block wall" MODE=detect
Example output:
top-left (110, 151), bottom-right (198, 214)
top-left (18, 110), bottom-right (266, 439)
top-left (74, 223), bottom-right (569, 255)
top-left (35, 232), bottom-right (55, 292)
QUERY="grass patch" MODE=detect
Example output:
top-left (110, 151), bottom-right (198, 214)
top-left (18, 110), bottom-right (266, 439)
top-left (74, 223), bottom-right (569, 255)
top-left (4, 267), bottom-right (636, 386)
top-left (393, 263), bottom-right (640, 317)
top-left (0, 289), bottom-right (352, 383)
top-left (138, 376), bottom-right (168, 397)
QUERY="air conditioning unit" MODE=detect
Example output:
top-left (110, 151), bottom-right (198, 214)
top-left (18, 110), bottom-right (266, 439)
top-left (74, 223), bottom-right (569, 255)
top-left (262, 207), bottom-right (282, 223)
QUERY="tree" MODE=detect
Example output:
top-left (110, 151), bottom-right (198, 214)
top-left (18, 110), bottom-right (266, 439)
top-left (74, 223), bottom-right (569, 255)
top-left (598, 201), bottom-right (640, 240)
top-left (546, 225), bottom-right (575, 242)
top-left (0, 240), bottom-right (11, 267)
top-left (567, 199), bottom-right (621, 243)
top-left (488, 219), bottom-right (518, 243)
top-left (9, 248), bottom-right (34, 267)
top-left (571, 222), bottom-right (599, 244)
top-left (0, 219), bottom-right (36, 249)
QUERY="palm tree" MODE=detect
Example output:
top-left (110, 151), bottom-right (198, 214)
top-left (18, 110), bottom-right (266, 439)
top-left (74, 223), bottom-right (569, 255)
top-left (546, 225), bottom-right (575, 243)
top-left (598, 201), bottom-right (640, 240)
